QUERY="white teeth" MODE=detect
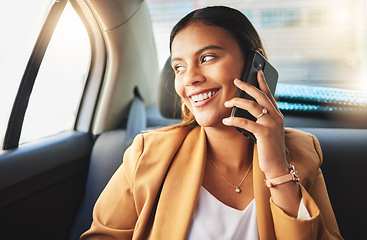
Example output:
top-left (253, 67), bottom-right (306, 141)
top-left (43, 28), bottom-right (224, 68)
top-left (191, 90), bottom-right (216, 102)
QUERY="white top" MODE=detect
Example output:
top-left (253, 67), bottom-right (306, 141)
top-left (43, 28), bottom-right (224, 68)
top-left (188, 187), bottom-right (311, 240)
top-left (187, 187), bottom-right (259, 240)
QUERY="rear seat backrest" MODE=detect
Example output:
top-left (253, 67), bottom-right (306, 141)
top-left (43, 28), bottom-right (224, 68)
top-left (298, 127), bottom-right (367, 239)
top-left (69, 96), bottom-right (147, 240)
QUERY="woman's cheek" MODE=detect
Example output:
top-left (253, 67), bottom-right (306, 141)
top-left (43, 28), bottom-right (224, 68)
top-left (174, 79), bottom-right (184, 99)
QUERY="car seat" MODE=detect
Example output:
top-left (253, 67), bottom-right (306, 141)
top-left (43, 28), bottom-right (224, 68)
top-left (68, 95), bottom-right (147, 239)
top-left (69, 58), bottom-right (179, 239)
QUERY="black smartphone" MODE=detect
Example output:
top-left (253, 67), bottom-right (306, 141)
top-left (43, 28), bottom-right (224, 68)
top-left (230, 50), bottom-right (279, 143)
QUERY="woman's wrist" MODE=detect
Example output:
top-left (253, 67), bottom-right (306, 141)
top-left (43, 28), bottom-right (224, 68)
top-left (263, 162), bottom-right (289, 179)
top-left (265, 164), bottom-right (300, 188)
top-left (268, 178), bottom-right (302, 217)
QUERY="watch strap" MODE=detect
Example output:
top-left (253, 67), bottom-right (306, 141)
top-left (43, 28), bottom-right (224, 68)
top-left (265, 164), bottom-right (300, 187)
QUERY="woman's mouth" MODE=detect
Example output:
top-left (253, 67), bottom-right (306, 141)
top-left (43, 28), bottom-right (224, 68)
top-left (190, 89), bottom-right (218, 103)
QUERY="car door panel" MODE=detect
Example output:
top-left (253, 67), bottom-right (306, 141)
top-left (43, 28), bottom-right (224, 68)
top-left (0, 131), bottom-right (93, 240)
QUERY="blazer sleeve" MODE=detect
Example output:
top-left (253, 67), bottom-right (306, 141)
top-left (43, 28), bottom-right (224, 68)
top-left (270, 134), bottom-right (343, 240)
top-left (80, 134), bottom-right (144, 240)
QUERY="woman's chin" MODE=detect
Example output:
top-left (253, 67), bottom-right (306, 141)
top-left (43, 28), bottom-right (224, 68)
top-left (195, 116), bottom-right (215, 127)
top-left (193, 110), bottom-right (231, 128)
top-left (196, 117), bottom-right (225, 128)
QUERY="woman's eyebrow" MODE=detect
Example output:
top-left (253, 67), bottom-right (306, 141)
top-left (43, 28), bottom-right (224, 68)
top-left (171, 45), bottom-right (224, 64)
top-left (196, 45), bottom-right (224, 55)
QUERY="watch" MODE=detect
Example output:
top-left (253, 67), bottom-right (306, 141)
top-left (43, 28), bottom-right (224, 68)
top-left (265, 164), bottom-right (300, 187)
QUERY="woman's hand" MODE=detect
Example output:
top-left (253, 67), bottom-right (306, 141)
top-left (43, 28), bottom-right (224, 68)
top-left (222, 71), bottom-right (289, 179)
top-left (223, 71), bottom-right (302, 218)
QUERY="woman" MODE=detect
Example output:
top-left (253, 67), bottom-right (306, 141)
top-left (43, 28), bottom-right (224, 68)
top-left (81, 6), bottom-right (342, 240)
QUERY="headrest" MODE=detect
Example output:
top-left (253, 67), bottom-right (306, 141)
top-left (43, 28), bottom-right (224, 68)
top-left (157, 57), bottom-right (182, 119)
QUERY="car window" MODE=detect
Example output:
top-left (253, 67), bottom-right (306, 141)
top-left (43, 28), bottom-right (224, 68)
top-left (147, 0), bottom-right (367, 91)
top-left (0, 2), bottom-right (90, 147)
top-left (20, 3), bottom-right (91, 144)
top-left (0, 0), bottom-right (53, 147)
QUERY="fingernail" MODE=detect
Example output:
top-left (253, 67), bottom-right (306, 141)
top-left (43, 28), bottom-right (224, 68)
top-left (224, 101), bottom-right (230, 107)
top-left (222, 118), bottom-right (229, 124)
top-left (234, 79), bottom-right (241, 84)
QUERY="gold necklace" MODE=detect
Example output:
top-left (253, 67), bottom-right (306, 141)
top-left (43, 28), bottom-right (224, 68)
top-left (208, 157), bottom-right (253, 193)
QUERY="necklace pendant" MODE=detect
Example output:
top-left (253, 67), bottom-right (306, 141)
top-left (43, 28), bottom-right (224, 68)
top-left (235, 187), bottom-right (241, 193)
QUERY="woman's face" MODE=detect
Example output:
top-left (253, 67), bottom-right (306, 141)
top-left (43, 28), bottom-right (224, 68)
top-left (171, 22), bottom-right (245, 128)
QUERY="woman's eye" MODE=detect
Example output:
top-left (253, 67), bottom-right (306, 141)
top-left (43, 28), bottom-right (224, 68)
top-left (174, 65), bottom-right (185, 73)
top-left (201, 55), bottom-right (215, 63)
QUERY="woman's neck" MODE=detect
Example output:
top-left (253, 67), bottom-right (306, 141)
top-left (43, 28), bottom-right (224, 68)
top-left (204, 125), bottom-right (253, 170)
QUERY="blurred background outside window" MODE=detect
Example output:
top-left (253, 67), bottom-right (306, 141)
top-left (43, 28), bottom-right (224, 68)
top-left (147, 0), bottom-right (367, 90)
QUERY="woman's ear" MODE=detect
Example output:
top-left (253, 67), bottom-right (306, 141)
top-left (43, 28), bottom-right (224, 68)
top-left (256, 48), bottom-right (264, 56)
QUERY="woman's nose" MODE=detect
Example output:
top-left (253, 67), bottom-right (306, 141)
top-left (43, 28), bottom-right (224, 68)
top-left (183, 66), bottom-right (205, 86)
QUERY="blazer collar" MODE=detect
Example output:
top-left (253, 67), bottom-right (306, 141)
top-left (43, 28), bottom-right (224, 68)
top-left (148, 126), bottom-right (207, 239)
top-left (146, 126), bottom-right (275, 239)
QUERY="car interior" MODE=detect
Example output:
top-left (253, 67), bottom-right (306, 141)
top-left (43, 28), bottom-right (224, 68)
top-left (0, 0), bottom-right (366, 239)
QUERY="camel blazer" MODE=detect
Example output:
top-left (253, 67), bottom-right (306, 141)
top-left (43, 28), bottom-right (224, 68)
top-left (81, 126), bottom-right (343, 240)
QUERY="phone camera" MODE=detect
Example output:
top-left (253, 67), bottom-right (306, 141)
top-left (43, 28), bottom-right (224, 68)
top-left (253, 61), bottom-right (258, 69)
top-left (254, 61), bottom-right (264, 70)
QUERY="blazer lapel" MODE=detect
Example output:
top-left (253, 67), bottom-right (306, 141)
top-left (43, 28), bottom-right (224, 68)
top-left (149, 126), bottom-right (207, 239)
top-left (253, 145), bottom-right (276, 240)
top-left (132, 126), bottom-right (195, 239)
top-left (140, 128), bottom-right (277, 239)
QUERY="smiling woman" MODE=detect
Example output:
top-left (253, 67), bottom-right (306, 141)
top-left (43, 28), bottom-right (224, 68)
top-left (1, 0), bottom-right (365, 239)
top-left (81, 6), bottom-right (343, 240)
top-left (171, 23), bottom-right (245, 128)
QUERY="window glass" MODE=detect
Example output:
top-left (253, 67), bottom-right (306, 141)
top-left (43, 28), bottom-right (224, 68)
top-left (20, 3), bottom-right (90, 144)
top-left (0, 0), bottom-right (53, 148)
top-left (260, 9), bottom-right (301, 28)
top-left (147, 0), bottom-right (196, 71)
top-left (147, 0), bottom-right (367, 91)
